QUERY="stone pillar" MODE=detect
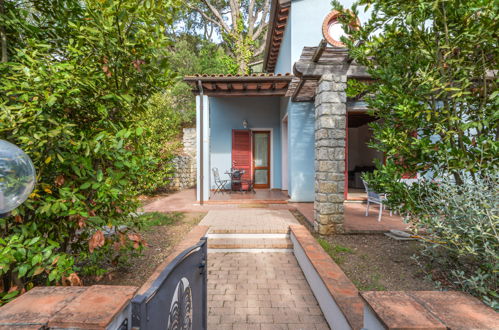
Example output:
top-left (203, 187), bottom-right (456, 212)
top-left (314, 73), bottom-right (347, 235)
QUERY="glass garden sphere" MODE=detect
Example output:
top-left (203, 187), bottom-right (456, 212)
top-left (0, 140), bottom-right (36, 214)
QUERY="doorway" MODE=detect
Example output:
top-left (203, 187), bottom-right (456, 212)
top-left (252, 131), bottom-right (271, 189)
top-left (346, 112), bottom-right (383, 200)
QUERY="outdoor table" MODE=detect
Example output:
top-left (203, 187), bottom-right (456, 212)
top-left (225, 168), bottom-right (250, 192)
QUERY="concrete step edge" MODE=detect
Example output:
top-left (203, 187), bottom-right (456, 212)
top-left (208, 248), bottom-right (293, 253)
top-left (206, 233), bottom-right (289, 239)
top-left (209, 228), bottom-right (290, 234)
top-left (208, 238), bottom-right (293, 249)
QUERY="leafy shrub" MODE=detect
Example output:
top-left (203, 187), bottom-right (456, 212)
top-left (134, 93), bottom-right (185, 194)
top-left (0, 0), bottom-right (178, 304)
top-left (409, 173), bottom-right (498, 309)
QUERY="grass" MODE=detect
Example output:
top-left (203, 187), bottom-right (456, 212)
top-left (136, 212), bottom-right (185, 231)
top-left (352, 273), bottom-right (387, 291)
top-left (317, 237), bottom-right (354, 265)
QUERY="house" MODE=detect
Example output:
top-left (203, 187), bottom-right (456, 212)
top-left (184, 0), bottom-right (382, 235)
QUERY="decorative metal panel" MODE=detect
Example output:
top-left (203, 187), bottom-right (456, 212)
top-left (131, 238), bottom-right (207, 330)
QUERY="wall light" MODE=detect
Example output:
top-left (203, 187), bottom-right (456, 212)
top-left (243, 119), bottom-right (248, 129)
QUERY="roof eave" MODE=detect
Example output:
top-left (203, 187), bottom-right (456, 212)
top-left (263, 0), bottom-right (291, 73)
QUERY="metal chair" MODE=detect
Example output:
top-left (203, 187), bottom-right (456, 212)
top-left (212, 168), bottom-right (228, 195)
top-left (229, 168), bottom-right (243, 192)
top-left (229, 168), bottom-right (254, 193)
top-left (362, 179), bottom-right (391, 222)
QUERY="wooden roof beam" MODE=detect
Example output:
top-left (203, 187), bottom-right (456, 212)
top-left (313, 39), bottom-right (327, 63)
top-left (291, 78), bottom-right (305, 102)
top-left (203, 90), bottom-right (288, 97)
top-left (294, 62), bottom-right (371, 79)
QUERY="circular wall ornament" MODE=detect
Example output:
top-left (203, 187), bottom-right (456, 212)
top-left (322, 10), bottom-right (360, 47)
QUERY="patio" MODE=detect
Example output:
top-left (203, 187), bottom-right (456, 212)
top-left (208, 189), bottom-right (289, 204)
top-left (292, 202), bottom-right (409, 233)
top-left (143, 189), bottom-right (409, 234)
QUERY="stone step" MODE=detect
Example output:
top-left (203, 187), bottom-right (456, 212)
top-left (208, 237), bottom-right (293, 249)
top-left (208, 227), bottom-right (290, 234)
top-left (206, 233), bottom-right (289, 239)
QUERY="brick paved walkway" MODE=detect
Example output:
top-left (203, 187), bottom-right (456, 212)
top-left (200, 209), bottom-right (299, 234)
top-left (208, 253), bottom-right (329, 330)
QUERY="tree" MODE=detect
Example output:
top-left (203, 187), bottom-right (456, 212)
top-left (332, 0), bottom-right (498, 307)
top-left (184, 0), bottom-right (271, 73)
top-left (0, 0), bottom-right (178, 304)
top-left (333, 0), bottom-right (497, 193)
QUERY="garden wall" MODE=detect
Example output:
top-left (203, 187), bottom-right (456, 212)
top-left (167, 128), bottom-right (196, 191)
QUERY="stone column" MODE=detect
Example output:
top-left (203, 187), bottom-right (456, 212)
top-left (314, 73), bottom-right (347, 235)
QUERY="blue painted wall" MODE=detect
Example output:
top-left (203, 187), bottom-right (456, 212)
top-left (274, 0), bottom-right (372, 73)
top-left (275, 20), bottom-right (292, 74)
top-left (290, 0), bottom-right (334, 65)
top-left (209, 96), bottom-right (282, 189)
top-left (287, 100), bottom-right (315, 201)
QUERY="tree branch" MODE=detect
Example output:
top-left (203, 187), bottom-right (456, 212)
top-left (253, 40), bottom-right (266, 57)
top-left (248, 0), bottom-right (256, 36)
top-left (252, 0), bottom-right (270, 41)
top-left (228, 0), bottom-right (239, 30)
top-left (187, 4), bottom-right (223, 31)
top-left (198, 0), bottom-right (232, 34)
top-left (253, 21), bottom-right (268, 41)
top-left (0, 0), bottom-right (7, 63)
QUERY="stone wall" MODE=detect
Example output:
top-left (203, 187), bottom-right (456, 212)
top-left (182, 127), bottom-right (196, 157)
top-left (314, 73), bottom-right (347, 235)
top-left (167, 128), bottom-right (196, 191)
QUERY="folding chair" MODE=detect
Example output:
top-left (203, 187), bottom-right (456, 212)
top-left (212, 168), bottom-right (228, 195)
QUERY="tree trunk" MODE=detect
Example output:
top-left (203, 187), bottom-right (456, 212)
top-left (191, 0), bottom-right (270, 74)
top-left (0, 0), bottom-right (7, 63)
top-left (237, 55), bottom-right (248, 73)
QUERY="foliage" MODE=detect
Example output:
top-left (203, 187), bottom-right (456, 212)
top-left (333, 0), bottom-right (498, 306)
top-left (333, 0), bottom-right (498, 193)
top-left (135, 34), bottom-right (238, 193)
top-left (181, 0), bottom-right (271, 73)
top-left (165, 34), bottom-right (238, 123)
top-left (134, 93), bottom-right (184, 193)
top-left (0, 0), bottom-right (178, 304)
top-left (410, 173), bottom-right (498, 309)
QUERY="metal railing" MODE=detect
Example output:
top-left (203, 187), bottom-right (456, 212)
top-left (131, 237), bottom-right (208, 330)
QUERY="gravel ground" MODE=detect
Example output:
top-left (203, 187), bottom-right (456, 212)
top-left (85, 212), bottom-right (206, 287)
top-left (324, 234), bottom-right (437, 291)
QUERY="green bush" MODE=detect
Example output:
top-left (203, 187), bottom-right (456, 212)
top-left (134, 93), bottom-right (185, 194)
top-left (409, 173), bottom-right (498, 309)
top-left (0, 0), bottom-right (178, 304)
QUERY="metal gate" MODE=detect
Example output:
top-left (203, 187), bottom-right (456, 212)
top-left (131, 237), bottom-right (207, 330)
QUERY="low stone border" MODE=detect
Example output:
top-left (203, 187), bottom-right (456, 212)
top-left (361, 291), bottom-right (499, 330)
top-left (289, 224), bottom-right (363, 330)
top-left (0, 285), bottom-right (136, 329)
top-left (290, 224), bottom-right (499, 330)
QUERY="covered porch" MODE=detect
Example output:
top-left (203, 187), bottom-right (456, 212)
top-left (208, 189), bottom-right (289, 204)
top-left (184, 74), bottom-right (294, 204)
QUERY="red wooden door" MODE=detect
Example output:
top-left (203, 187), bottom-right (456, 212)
top-left (232, 130), bottom-right (253, 188)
